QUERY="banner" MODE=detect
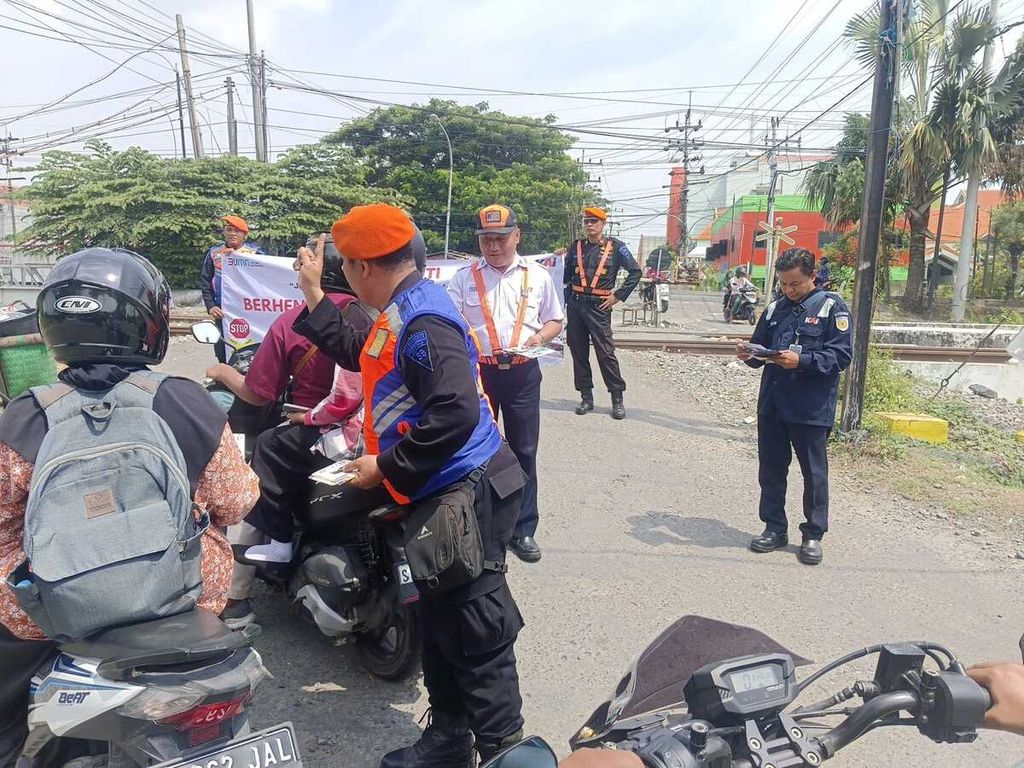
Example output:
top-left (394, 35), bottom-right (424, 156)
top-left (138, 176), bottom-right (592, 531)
top-left (221, 252), bottom-right (302, 351)
top-left (220, 252), bottom-right (566, 352)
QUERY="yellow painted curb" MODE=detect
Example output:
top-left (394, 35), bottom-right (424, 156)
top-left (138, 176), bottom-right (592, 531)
top-left (875, 412), bottom-right (949, 444)
top-left (1017, 431), bottom-right (1024, 445)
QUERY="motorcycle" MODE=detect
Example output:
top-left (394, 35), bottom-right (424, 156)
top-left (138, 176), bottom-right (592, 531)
top-left (640, 269), bottom-right (670, 314)
top-left (18, 610), bottom-right (301, 768)
top-left (191, 321), bottom-right (422, 681)
top-left (483, 615), bottom-right (993, 768)
top-left (727, 287), bottom-right (759, 326)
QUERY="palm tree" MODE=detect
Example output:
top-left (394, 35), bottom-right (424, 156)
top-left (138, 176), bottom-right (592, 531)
top-left (845, 1), bottom-right (1005, 312)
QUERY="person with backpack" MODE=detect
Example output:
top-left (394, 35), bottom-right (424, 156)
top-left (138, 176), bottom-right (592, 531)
top-left (0, 248), bottom-right (259, 767)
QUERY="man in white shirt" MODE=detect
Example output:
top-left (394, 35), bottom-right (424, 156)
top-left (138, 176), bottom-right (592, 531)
top-left (447, 204), bottom-right (565, 563)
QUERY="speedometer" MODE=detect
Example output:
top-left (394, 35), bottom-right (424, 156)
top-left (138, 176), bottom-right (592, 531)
top-left (684, 653), bottom-right (798, 724)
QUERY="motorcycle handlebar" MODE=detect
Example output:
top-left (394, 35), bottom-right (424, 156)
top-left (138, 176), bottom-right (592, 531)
top-left (815, 690), bottom-right (919, 757)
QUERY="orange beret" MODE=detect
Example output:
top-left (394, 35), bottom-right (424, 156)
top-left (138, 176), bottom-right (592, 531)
top-left (222, 215), bottom-right (249, 233)
top-left (583, 207), bottom-right (607, 221)
top-left (331, 204), bottom-right (416, 261)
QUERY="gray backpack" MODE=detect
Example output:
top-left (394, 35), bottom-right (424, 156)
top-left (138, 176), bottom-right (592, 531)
top-left (7, 371), bottom-right (208, 641)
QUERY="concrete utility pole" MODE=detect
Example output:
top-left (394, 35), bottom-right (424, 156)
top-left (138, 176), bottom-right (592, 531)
top-left (952, 0), bottom-right (999, 322)
top-left (428, 114), bottom-right (453, 257)
top-left (175, 15), bottom-right (204, 159)
top-left (840, 0), bottom-right (899, 433)
top-left (226, 77), bottom-right (238, 156)
top-left (1, 136), bottom-right (17, 242)
top-left (666, 91), bottom-right (704, 259)
top-left (761, 117), bottom-right (799, 298)
top-left (175, 69), bottom-right (187, 160)
top-left (246, 1), bottom-right (267, 162)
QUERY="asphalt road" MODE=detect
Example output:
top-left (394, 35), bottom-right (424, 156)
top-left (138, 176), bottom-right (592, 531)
top-left (161, 336), bottom-right (1024, 767)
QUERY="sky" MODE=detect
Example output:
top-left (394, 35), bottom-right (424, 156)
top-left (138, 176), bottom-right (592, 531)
top-left (2, 0), bottom-right (1023, 251)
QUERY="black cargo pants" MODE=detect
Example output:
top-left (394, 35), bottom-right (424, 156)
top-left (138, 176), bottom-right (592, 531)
top-left (566, 294), bottom-right (626, 394)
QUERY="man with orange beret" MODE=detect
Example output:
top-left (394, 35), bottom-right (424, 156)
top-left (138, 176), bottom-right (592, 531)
top-left (561, 207), bottom-right (641, 419)
top-left (199, 214), bottom-right (264, 363)
top-left (292, 204), bottom-right (528, 767)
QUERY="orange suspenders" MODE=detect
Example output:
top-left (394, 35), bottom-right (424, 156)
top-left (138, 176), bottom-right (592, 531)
top-left (471, 262), bottom-right (530, 357)
top-left (573, 240), bottom-right (615, 296)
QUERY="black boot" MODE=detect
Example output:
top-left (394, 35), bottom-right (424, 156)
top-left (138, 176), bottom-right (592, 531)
top-left (575, 391), bottom-right (594, 415)
top-left (379, 710), bottom-right (474, 768)
top-left (611, 392), bottom-right (626, 420)
top-left (476, 730), bottom-right (525, 764)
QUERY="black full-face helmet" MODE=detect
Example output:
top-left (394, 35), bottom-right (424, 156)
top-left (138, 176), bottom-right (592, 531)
top-left (37, 247), bottom-right (171, 365)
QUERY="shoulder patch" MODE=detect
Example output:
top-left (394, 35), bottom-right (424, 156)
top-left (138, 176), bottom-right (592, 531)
top-left (366, 328), bottom-right (389, 359)
top-left (403, 330), bottom-right (433, 371)
top-left (836, 314), bottom-right (850, 332)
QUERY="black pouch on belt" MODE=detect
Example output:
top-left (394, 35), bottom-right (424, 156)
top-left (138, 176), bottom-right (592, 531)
top-left (402, 467), bottom-right (495, 595)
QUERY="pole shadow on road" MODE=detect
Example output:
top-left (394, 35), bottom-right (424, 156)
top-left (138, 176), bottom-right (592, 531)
top-left (248, 589), bottom-right (424, 766)
top-left (627, 511), bottom-right (758, 551)
top-left (540, 397), bottom-right (738, 442)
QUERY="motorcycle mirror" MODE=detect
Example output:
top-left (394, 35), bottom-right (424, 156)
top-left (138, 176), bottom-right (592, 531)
top-left (192, 321), bottom-right (222, 345)
top-left (479, 736), bottom-right (558, 768)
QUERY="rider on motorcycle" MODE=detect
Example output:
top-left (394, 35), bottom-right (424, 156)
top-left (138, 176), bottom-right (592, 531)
top-left (206, 238), bottom-right (366, 625)
top-left (0, 249), bottom-right (258, 767)
top-left (729, 267), bottom-right (757, 320)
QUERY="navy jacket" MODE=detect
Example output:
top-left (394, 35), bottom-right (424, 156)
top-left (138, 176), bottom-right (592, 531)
top-left (745, 289), bottom-right (853, 426)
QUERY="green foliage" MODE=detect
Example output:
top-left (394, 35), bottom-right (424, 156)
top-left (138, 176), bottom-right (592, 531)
top-left (325, 99), bottom-right (600, 253)
top-left (16, 140), bottom-right (399, 287)
top-left (862, 346), bottom-right (916, 414)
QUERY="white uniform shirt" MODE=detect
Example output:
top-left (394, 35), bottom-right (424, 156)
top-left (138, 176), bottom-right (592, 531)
top-left (447, 255), bottom-right (565, 356)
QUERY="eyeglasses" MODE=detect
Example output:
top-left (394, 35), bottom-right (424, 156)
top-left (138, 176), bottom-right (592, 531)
top-left (582, 218), bottom-right (601, 225)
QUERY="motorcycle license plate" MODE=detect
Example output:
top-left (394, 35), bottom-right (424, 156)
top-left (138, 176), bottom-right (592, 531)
top-left (160, 723), bottom-right (302, 768)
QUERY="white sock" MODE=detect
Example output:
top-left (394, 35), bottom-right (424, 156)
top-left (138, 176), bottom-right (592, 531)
top-left (244, 539), bottom-right (292, 563)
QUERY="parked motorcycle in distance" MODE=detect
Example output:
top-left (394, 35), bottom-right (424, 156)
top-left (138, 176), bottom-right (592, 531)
top-left (191, 321), bottom-right (422, 682)
top-left (483, 615), bottom-right (992, 767)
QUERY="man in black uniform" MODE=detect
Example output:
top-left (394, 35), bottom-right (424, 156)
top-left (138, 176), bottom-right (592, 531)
top-left (292, 204), bottom-right (527, 767)
top-left (737, 248), bottom-right (852, 566)
top-left (562, 207), bottom-right (642, 419)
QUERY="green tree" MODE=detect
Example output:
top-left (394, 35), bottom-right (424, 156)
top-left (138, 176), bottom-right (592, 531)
top-left (992, 200), bottom-right (1024, 298)
top-left (325, 99), bottom-right (600, 254)
top-left (16, 141), bottom-right (396, 287)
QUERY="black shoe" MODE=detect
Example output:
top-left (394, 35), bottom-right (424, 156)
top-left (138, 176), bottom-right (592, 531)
top-left (379, 710), bottom-right (474, 768)
top-left (510, 536), bottom-right (542, 563)
top-left (575, 392), bottom-right (595, 415)
top-left (219, 598), bottom-right (256, 631)
top-left (611, 393), bottom-right (626, 420)
top-left (799, 539), bottom-right (823, 565)
top-left (750, 529), bottom-right (788, 553)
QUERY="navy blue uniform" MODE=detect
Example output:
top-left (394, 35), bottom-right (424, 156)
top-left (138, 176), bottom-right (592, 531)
top-left (744, 289), bottom-right (852, 539)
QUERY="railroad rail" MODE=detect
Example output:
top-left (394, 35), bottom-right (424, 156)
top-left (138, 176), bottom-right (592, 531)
top-left (169, 315), bottom-right (1013, 364)
top-left (616, 337), bottom-right (1013, 364)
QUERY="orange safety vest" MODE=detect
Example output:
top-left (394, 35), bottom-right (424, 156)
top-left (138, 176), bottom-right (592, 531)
top-left (470, 261), bottom-right (530, 363)
top-left (573, 240), bottom-right (616, 296)
top-left (359, 280), bottom-right (501, 504)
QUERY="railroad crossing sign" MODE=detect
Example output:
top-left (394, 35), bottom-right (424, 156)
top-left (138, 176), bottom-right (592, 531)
top-left (755, 220), bottom-right (798, 246)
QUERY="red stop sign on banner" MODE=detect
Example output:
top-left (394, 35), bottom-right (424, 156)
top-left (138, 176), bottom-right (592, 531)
top-left (229, 317), bottom-right (251, 339)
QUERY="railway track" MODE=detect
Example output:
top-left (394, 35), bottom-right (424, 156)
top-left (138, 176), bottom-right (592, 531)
top-left (169, 316), bottom-right (1013, 364)
top-left (616, 337), bottom-right (1013, 363)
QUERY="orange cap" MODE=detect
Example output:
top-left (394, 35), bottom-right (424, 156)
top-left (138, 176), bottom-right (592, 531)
top-left (583, 207), bottom-right (607, 221)
top-left (331, 204), bottom-right (416, 261)
top-left (221, 215), bottom-right (249, 233)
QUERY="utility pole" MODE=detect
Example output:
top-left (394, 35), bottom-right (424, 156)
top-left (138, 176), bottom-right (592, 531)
top-left (1, 136), bottom-right (17, 243)
top-left (175, 15), bottom-right (203, 159)
top-left (666, 92), bottom-right (704, 259)
top-left (246, 0), bottom-right (267, 162)
top-left (175, 69), bottom-right (187, 160)
top-left (761, 118), bottom-right (799, 298)
top-left (840, 0), bottom-right (899, 433)
top-left (226, 77), bottom-right (238, 156)
top-left (261, 51), bottom-right (270, 158)
top-left (952, 0), bottom-right (999, 321)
